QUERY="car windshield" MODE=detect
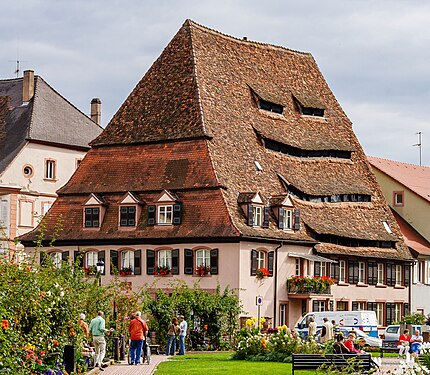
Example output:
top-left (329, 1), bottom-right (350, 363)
top-left (386, 327), bottom-right (399, 334)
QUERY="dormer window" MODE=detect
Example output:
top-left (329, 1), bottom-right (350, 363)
top-left (238, 192), bottom-right (269, 228)
top-left (293, 93), bottom-right (325, 118)
top-left (259, 99), bottom-right (283, 114)
top-left (282, 208), bottom-right (293, 229)
top-left (147, 190), bottom-right (181, 226)
top-left (248, 84), bottom-right (284, 115)
top-left (118, 192), bottom-right (142, 228)
top-left (301, 106), bottom-right (324, 117)
top-left (83, 193), bottom-right (106, 229)
top-left (270, 194), bottom-right (300, 230)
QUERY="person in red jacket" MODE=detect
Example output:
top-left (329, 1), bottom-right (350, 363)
top-left (397, 329), bottom-right (410, 358)
top-left (344, 333), bottom-right (361, 353)
top-left (128, 311), bottom-right (148, 365)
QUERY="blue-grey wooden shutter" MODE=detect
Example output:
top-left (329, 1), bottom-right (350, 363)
top-left (98, 250), bottom-right (105, 275)
top-left (146, 250), bottom-right (155, 275)
top-left (386, 263), bottom-right (395, 286)
top-left (352, 301), bottom-right (358, 311)
top-left (110, 250), bottom-right (118, 275)
top-left (278, 208), bottom-right (284, 229)
top-left (262, 207), bottom-right (269, 228)
top-left (268, 251), bottom-right (274, 277)
top-left (251, 249), bottom-right (258, 276)
top-left (314, 261), bottom-right (321, 277)
top-left (368, 262), bottom-right (377, 285)
top-left (171, 249), bottom-right (179, 275)
top-left (184, 249), bottom-right (194, 274)
top-left (293, 209), bottom-right (300, 230)
top-left (312, 300), bottom-right (319, 312)
top-left (173, 204), bottom-right (181, 225)
top-left (147, 205), bottom-right (156, 225)
top-left (404, 303), bottom-right (409, 316)
top-left (210, 249), bottom-right (219, 275)
top-left (404, 264), bottom-right (410, 287)
top-left (247, 204), bottom-right (254, 226)
top-left (134, 250), bottom-right (141, 275)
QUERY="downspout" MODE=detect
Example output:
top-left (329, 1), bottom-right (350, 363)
top-left (273, 241), bottom-right (283, 326)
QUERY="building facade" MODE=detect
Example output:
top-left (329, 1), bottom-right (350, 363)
top-left (369, 157), bottom-right (430, 316)
top-left (0, 71), bottom-right (102, 257)
top-left (21, 21), bottom-right (412, 328)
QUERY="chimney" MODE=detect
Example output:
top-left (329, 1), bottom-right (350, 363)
top-left (90, 98), bottom-right (101, 125)
top-left (22, 70), bottom-right (35, 102)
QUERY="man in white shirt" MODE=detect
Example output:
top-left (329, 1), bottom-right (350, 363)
top-left (321, 317), bottom-right (333, 343)
top-left (178, 315), bottom-right (188, 355)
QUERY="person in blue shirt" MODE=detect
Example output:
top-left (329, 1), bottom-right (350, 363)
top-left (178, 315), bottom-right (188, 355)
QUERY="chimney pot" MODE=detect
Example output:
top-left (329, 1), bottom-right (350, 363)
top-left (90, 97), bottom-right (102, 125)
top-left (243, 36), bottom-right (247, 41)
top-left (22, 70), bottom-right (35, 102)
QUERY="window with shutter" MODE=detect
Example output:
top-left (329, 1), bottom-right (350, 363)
top-left (278, 207), bottom-right (284, 229)
top-left (251, 250), bottom-right (258, 276)
top-left (98, 250), bottom-right (105, 275)
top-left (120, 206), bottom-right (136, 226)
top-left (262, 207), bottom-right (269, 228)
top-left (84, 207), bottom-right (100, 227)
top-left (147, 205), bottom-right (156, 225)
top-left (268, 251), bottom-right (274, 277)
top-left (293, 209), bottom-right (300, 230)
top-left (247, 204), bottom-right (254, 226)
top-left (386, 263), bottom-right (395, 286)
top-left (173, 204), bottom-right (181, 225)
top-left (210, 249), bottom-right (219, 275)
top-left (314, 261), bottom-right (321, 277)
top-left (158, 205), bottom-right (173, 224)
top-left (404, 264), bottom-right (410, 287)
top-left (134, 250), bottom-right (141, 275)
top-left (368, 262), bottom-right (377, 285)
top-left (0, 200), bottom-right (8, 229)
top-left (352, 301), bottom-right (358, 311)
top-left (348, 261), bottom-right (359, 284)
top-left (171, 249), bottom-right (179, 274)
top-left (312, 300), bottom-right (319, 312)
top-left (110, 250), bottom-right (119, 275)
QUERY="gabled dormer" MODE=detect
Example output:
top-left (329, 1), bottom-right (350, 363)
top-left (83, 193), bottom-right (107, 229)
top-left (238, 192), bottom-right (269, 228)
top-left (118, 192), bottom-right (143, 228)
top-left (270, 194), bottom-right (300, 230)
top-left (147, 190), bottom-right (182, 226)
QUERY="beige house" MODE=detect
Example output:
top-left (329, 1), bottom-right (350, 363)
top-left (0, 70), bottom-right (102, 257)
top-left (368, 156), bottom-right (430, 315)
top-left (22, 21), bottom-right (412, 329)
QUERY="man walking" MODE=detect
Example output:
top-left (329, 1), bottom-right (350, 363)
top-left (128, 311), bottom-right (148, 365)
top-left (89, 311), bottom-right (113, 370)
top-left (178, 315), bottom-right (188, 355)
top-left (320, 317), bottom-right (333, 343)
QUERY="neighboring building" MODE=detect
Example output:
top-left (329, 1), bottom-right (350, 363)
top-left (21, 21), bottom-right (412, 328)
top-left (368, 157), bottom-right (430, 315)
top-left (0, 70), bottom-right (102, 257)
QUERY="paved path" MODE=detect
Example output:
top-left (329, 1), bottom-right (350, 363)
top-left (87, 355), bottom-right (169, 375)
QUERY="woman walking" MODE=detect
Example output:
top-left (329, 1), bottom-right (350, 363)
top-left (165, 317), bottom-right (180, 356)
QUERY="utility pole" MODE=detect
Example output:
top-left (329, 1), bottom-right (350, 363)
top-left (413, 132), bottom-right (422, 166)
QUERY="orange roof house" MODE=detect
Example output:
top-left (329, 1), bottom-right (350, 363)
top-left (21, 21), bottom-right (411, 327)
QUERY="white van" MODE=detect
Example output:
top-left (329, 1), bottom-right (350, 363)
top-left (295, 310), bottom-right (379, 338)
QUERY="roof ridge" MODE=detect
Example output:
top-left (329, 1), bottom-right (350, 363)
top-left (368, 155), bottom-right (429, 170)
top-left (185, 19), bottom-right (313, 57)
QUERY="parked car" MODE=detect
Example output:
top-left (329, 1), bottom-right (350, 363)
top-left (337, 328), bottom-right (382, 348)
top-left (383, 325), bottom-right (421, 341)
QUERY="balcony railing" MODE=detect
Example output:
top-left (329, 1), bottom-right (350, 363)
top-left (287, 284), bottom-right (332, 295)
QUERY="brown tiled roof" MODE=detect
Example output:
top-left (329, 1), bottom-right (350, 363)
top-left (0, 75), bottom-right (102, 174)
top-left (368, 156), bottom-right (430, 203)
top-left (21, 20), bottom-right (408, 260)
top-left (293, 92), bottom-right (326, 110)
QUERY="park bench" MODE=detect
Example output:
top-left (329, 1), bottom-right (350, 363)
top-left (149, 344), bottom-right (160, 355)
top-left (292, 353), bottom-right (374, 375)
top-left (379, 340), bottom-right (398, 357)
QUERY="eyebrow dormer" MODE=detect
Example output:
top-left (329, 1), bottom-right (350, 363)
top-left (293, 93), bottom-right (326, 117)
top-left (249, 84), bottom-right (284, 115)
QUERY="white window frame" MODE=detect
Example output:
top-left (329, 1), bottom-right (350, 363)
top-left (358, 262), bottom-right (365, 283)
top-left (121, 250), bottom-right (135, 272)
top-left (395, 264), bottom-right (403, 286)
top-left (377, 263), bottom-right (385, 284)
top-left (283, 209), bottom-right (293, 229)
top-left (357, 301), bottom-right (366, 310)
top-left (158, 205), bottom-right (173, 224)
top-left (158, 249), bottom-right (172, 268)
top-left (45, 159), bottom-right (56, 180)
top-left (253, 205), bottom-right (262, 227)
top-left (86, 251), bottom-right (98, 267)
top-left (295, 258), bottom-right (301, 276)
top-left (317, 300), bottom-right (326, 312)
top-left (394, 303), bottom-right (402, 322)
top-left (376, 303), bottom-right (384, 326)
top-left (196, 249), bottom-right (211, 268)
top-left (279, 304), bottom-right (287, 326)
top-left (50, 252), bottom-right (62, 269)
top-left (257, 250), bottom-right (265, 269)
top-left (393, 191), bottom-right (404, 206)
top-left (320, 262), bottom-right (328, 277)
top-left (339, 260), bottom-right (346, 283)
top-left (427, 261), bottom-right (430, 284)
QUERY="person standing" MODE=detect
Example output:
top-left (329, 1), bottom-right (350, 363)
top-left (308, 317), bottom-right (317, 339)
top-left (165, 317), bottom-right (180, 355)
top-left (78, 313), bottom-right (90, 339)
top-left (320, 317), bottom-right (333, 343)
top-left (128, 311), bottom-right (148, 365)
top-left (89, 311), bottom-right (113, 371)
top-left (178, 315), bottom-right (188, 355)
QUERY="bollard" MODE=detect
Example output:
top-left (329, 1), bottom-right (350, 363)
top-left (113, 336), bottom-right (120, 361)
top-left (120, 334), bottom-right (125, 360)
top-left (64, 345), bottom-right (76, 373)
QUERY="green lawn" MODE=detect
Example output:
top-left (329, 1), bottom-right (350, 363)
top-left (155, 352), bottom-right (315, 375)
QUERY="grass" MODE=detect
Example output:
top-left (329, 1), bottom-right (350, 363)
top-left (155, 352), bottom-right (316, 375)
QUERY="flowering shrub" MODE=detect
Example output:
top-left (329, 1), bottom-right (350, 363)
top-left (195, 264), bottom-right (210, 276)
top-left (287, 275), bottom-right (336, 293)
top-left (154, 265), bottom-right (170, 276)
top-left (84, 265), bottom-right (97, 276)
top-left (245, 316), bottom-right (266, 330)
top-left (256, 267), bottom-right (270, 279)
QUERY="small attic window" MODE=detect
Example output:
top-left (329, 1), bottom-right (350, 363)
top-left (382, 221), bottom-right (392, 234)
top-left (259, 99), bottom-right (283, 114)
top-left (293, 94), bottom-right (325, 117)
top-left (301, 106), bottom-right (324, 117)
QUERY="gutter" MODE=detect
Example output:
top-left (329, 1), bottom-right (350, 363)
top-left (273, 241), bottom-right (283, 326)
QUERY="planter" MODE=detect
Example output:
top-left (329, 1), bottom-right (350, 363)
top-left (63, 345), bottom-right (76, 373)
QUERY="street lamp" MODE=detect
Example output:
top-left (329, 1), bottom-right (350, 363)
top-left (96, 260), bottom-right (104, 285)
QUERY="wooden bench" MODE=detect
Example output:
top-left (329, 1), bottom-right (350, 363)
top-left (149, 344), bottom-right (160, 355)
top-left (292, 353), bottom-right (374, 375)
top-left (380, 340), bottom-right (398, 357)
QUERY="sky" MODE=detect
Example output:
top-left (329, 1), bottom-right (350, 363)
top-left (1, 0), bottom-right (429, 166)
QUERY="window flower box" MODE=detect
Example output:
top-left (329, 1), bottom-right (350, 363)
top-left (195, 264), bottom-right (210, 276)
top-left (256, 267), bottom-right (270, 280)
top-left (286, 276), bottom-right (336, 294)
top-left (154, 265), bottom-right (170, 276)
top-left (84, 265), bottom-right (97, 276)
top-left (119, 267), bottom-right (133, 276)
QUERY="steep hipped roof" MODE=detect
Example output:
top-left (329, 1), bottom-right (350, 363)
top-left (368, 156), bottom-right (430, 203)
top-left (0, 75), bottom-right (102, 174)
top-left (20, 20), bottom-right (409, 260)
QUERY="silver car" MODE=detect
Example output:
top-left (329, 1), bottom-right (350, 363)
top-left (383, 325), bottom-right (421, 341)
top-left (339, 328), bottom-right (382, 347)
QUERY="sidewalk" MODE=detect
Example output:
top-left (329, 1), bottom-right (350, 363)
top-left (87, 355), bottom-right (169, 375)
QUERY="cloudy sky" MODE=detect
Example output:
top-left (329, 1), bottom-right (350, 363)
top-left (1, 0), bottom-right (429, 166)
